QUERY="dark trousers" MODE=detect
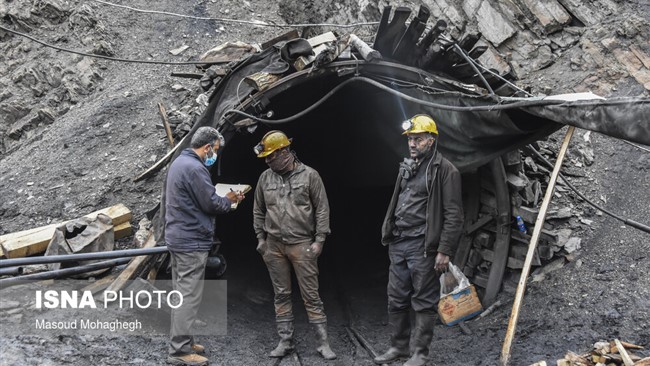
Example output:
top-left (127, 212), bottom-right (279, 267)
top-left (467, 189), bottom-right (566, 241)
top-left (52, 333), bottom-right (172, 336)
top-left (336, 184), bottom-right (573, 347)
top-left (261, 236), bottom-right (327, 323)
top-left (387, 236), bottom-right (440, 313)
top-left (169, 250), bottom-right (209, 355)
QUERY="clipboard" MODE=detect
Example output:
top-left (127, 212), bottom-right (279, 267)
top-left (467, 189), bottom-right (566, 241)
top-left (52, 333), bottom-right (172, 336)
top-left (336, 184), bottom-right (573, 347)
top-left (215, 183), bottom-right (252, 209)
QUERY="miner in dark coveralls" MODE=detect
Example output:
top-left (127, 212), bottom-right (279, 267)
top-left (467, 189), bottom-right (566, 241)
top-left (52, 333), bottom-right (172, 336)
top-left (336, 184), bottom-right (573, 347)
top-left (375, 115), bottom-right (464, 366)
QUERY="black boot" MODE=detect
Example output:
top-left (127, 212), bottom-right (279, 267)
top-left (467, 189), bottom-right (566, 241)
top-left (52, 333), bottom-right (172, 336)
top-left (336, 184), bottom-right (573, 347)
top-left (269, 321), bottom-right (294, 358)
top-left (403, 312), bottom-right (435, 366)
top-left (313, 322), bottom-right (337, 360)
top-left (374, 311), bottom-right (411, 364)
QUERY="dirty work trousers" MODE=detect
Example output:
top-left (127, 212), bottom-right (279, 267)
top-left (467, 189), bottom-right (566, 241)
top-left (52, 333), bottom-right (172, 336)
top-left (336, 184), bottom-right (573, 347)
top-left (169, 250), bottom-right (209, 356)
top-left (387, 235), bottom-right (440, 313)
top-left (261, 236), bottom-right (327, 323)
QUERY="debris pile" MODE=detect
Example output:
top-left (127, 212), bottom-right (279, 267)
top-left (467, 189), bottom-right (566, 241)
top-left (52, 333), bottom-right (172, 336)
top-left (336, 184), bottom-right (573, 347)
top-left (530, 339), bottom-right (650, 366)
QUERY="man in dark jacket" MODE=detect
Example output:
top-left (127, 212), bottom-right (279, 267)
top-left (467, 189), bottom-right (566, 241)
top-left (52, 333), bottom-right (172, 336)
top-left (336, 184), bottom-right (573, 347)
top-left (253, 130), bottom-right (336, 360)
top-left (165, 126), bottom-right (244, 366)
top-left (375, 115), bottom-right (464, 366)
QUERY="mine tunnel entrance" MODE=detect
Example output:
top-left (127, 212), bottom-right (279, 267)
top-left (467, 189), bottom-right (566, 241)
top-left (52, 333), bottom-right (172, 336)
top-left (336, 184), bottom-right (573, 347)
top-left (212, 79), bottom-right (412, 300)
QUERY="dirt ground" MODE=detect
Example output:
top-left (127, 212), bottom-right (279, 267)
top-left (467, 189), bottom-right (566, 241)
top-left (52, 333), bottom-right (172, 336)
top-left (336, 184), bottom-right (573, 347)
top-left (1, 0), bottom-right (649, 365)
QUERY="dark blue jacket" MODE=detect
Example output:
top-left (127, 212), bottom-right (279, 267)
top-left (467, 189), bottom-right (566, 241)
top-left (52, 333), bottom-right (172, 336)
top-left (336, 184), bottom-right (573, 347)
top-left (165, 149), bottom-right (232, 252)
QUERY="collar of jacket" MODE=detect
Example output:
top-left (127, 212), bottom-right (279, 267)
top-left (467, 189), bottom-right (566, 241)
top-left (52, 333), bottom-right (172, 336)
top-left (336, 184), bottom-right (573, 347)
top-left (182, 148), bottom-right (202, 162)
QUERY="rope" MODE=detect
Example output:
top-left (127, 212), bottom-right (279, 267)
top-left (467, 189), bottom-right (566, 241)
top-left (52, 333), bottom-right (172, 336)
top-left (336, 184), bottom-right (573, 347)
top-left (0, 24), bottom-right (230, 65)
top-left (91, 0), bottom-right (380, 29)
top-left (527, 145), bottom-right (650, 234)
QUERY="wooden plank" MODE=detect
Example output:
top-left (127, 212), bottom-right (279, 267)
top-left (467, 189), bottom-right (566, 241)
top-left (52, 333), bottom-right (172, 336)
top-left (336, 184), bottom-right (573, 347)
top-left (0, 204), bottom-right (132, 259)
top-left (104, 232), bottom-right (157, 293)
top-left (133, 135), bottom-right (186, 182)
top-left (114, 222), bottom-right (133, 240)
top-left (614, 339), bottom-right (635, 366)
top-left (81, 272), bottom-right (120, 295)
top-left (500, 126), bottom-right (575, 366)
top-left (157, 102), bottom-right (175, 147)
top-left (306, 31), bottom-right (337, 47)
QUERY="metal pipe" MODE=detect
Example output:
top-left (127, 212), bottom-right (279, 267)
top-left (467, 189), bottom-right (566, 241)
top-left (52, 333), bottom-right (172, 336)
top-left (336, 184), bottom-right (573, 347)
top-left (0, 266), bottom-right (23, 276)
top-left (0, 258), bottom-right (131, 288)
top-left (0, 247), bottom-right (169, 268)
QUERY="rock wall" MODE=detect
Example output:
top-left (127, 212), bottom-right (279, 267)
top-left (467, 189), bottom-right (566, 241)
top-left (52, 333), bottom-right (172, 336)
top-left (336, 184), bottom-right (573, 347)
top-left (279, 0), bottom-right (650, 96)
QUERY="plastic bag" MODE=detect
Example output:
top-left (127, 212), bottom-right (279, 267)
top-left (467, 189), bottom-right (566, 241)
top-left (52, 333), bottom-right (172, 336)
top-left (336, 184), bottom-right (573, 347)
top-left (439, 262), bottom-right (470, 298)
top-left (45, 213), bottom-right (115, 277)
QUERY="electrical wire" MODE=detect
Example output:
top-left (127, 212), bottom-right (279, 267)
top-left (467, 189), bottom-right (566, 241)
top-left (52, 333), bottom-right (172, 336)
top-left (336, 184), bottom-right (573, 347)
top-left (91, 0), bottom-right (380, 29)
top-left (222, 76), bottom-right (571, 126)
top-left (622, 139), bottom-right (650, 153)
top-left (439, 34), bottom-right (533, 97)
top-left (526, 145), bottom-right (650, 234)
top-left (0, 24), bottom-right (230, 65)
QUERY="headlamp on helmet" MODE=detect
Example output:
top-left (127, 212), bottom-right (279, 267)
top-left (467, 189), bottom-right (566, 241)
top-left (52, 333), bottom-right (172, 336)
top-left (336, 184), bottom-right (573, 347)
top-left (401, 114), bottom-right (439, 135)
top-left (254, 130), bottom-right (292, 158)
top-left (253, 143), bottom-right (264, 156)
top-left (401, 120), bottom-right (413, 132)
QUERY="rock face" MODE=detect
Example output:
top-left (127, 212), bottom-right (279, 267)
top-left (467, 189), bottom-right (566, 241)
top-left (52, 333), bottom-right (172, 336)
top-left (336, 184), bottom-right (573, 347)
top-left (278, 0), bottom-right (650, 96)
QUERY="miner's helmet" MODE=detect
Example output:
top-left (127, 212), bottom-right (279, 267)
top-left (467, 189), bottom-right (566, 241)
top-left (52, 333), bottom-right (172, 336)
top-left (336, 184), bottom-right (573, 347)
top-left (254, 130), bottom-right (292, 158)
top-left (401, 114), bottom-right (439, 135)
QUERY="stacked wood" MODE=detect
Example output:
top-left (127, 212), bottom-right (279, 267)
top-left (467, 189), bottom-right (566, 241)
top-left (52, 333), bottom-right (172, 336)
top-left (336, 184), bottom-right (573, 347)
top-left (459, 143), bottom-right (591, 297)
top-left (550, 339), bottom-right (647, 366)
top-left (0, 204), bottom-right (132, 258)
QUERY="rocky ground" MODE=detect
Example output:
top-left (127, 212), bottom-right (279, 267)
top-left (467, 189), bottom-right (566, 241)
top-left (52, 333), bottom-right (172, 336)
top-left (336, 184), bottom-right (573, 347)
top-left (1, 0), bottom-right (649, 365)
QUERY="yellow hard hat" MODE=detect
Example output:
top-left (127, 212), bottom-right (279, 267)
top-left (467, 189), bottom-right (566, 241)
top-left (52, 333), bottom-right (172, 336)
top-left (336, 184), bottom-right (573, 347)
top-left (254, 130), bottom-right (292, 158)
top-left (401, 114), bottom-right (439, 135)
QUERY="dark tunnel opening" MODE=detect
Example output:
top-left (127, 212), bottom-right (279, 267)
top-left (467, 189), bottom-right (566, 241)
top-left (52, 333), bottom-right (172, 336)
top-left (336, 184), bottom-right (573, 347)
top-left (210, 79), bottom-right (436, 308)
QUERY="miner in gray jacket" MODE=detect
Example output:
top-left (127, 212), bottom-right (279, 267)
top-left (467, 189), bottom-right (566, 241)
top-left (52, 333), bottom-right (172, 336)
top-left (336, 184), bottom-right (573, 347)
top-left (253, 130), bottom-right (336, 360)
top-left (375, 115), bottom-right (464, 366)
top-left (165, 126), bottom-right (244, 366)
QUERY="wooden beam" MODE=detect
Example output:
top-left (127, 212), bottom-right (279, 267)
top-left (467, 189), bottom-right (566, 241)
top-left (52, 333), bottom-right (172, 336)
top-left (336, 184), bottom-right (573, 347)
top-left (114, 221), bottom-right (133, 240)
top-left (614, 339), bottom-right (635, 366)
top-left (157, 102), bottom-right (175, 147)
top-left (104, 231), bottom-right (157, 293)
top-left (500, 126), bottom-right (575, 366)
top-left (81, 272), bottom-right (120, 295)
top-left (0, 204), bottom-right (132, 258)
top-left (133, 135), bottom-right (186, 182)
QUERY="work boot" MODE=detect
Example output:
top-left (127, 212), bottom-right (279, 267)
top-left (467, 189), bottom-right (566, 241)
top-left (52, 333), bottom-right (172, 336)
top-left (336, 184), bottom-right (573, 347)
top-left (403, 312), bottom-right (435, 366)
top-left (313, 322), bottom-right (337, 360)
top-left (374, 311), bottom-right (411, 364)
top-left (166, 353), bottom-right (208, 366)
top-left (269, 321), bottom-right (295, 358)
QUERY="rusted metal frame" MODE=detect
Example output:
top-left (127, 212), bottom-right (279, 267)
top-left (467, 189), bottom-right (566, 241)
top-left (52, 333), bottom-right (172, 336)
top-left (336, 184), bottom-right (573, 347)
top-left (500, 126), bottom-right (576, 366)
top-left (482, 157), bottom-right (511, 307)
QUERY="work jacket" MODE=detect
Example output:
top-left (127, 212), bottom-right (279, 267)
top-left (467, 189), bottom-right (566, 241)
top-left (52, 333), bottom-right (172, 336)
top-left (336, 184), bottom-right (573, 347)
top-left (253, 162), bottom-right (330, 245)
top-left (165, 149), bottom-right (232, 252)
top-left (382, 151), bottom-right (464, 257)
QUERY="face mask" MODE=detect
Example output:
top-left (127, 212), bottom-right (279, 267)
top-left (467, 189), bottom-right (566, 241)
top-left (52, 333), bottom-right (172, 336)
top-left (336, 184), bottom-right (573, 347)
top-left (267, 149), bottom-right (294, 174)
top-left (204, 150), bottom-right (217, 167)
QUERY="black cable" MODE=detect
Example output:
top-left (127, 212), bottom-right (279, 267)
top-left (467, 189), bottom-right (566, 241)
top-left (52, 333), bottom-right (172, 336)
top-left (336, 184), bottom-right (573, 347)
top-left (452, 44), bottom-right (494, 95)
top-left (0, 24), bottom-right (229, 65)
top-left (526, 145), bottom-right (650, 234)
top-left (223, 76), bottom-right (570, 125)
